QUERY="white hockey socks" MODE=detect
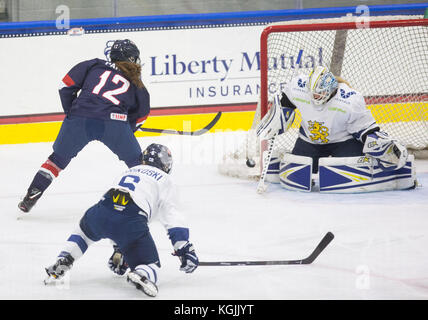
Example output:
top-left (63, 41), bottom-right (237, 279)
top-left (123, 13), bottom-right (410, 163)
top-left (60, 225), bottom-right (95, 261)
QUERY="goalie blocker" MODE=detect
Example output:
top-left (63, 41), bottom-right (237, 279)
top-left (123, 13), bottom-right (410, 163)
top-left (275, 153), bottom-right (416, 193)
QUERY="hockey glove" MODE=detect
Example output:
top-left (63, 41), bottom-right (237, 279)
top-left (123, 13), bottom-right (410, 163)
top-left (173, 241), bottom-right (199, 273)
top-left (256, 94), bottom-right (295, 140)
top-left (363, 131), bottom-right (408, 171)
top-left (108, 245), bottom-right (129, 276)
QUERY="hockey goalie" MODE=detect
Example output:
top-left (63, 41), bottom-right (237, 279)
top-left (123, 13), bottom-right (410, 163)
top-left (256, 66), bottom-right (417, 193)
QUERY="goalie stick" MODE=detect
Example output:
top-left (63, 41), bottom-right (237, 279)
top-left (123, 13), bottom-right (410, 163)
top-left (199, 232), bottom-right (334, 266)
top-left (138, 112), bottom-right (222, 136)
top-left (256, 133), bottom-right (277, 194)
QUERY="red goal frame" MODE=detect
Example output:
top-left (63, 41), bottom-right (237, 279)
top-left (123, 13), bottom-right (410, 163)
top-left (259, 18), bottom-right (428, 118)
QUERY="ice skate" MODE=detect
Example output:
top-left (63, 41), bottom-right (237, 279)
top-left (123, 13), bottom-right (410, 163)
top-left (127, 271), bottom-right (158, 297)
top-left (18, 188), bottom-right (42, 213)
top-left (44, 254), bottom-right (74, 284)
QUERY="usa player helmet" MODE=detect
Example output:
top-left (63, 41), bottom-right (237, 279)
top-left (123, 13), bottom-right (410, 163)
top-left (104, 39), bottom-right (141, 64)
top-left (308, 66), bottom-right (338, 105)
top-left (142, 143), bottom-right (173, 174)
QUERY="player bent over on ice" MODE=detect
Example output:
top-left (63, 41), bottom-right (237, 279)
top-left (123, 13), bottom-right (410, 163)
top-left (257, 66), bottom-right (416, 193)
top-left (18, 39), bottom-right (150, 213)
top-left (44, 144), bottom-right (199, 297)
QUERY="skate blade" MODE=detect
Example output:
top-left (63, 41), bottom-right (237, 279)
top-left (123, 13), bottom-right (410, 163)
top-left (127, 273), bottom-right (158, 297)
top-left (43, 275), bottom-right (57, 285)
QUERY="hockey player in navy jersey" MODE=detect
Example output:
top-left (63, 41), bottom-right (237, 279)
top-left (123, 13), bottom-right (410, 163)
top-left (18, 39), bottom-right (150, 213)
top-left (44, 144), bottom-right (199, 297)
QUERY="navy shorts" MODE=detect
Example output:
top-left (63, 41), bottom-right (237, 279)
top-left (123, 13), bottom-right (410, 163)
top-left (292, 138), bottom-right (364, 173)
top-left (79, 190), bottom-right (159, 269)
top-left (53, 115), bottom-right (142, 168)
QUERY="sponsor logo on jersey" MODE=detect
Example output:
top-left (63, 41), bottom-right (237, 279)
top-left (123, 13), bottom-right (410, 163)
top-left (112, 191), bottom-right (130, 211)
top-left (293, 97), bottom-right (310, 104)
top-left (110, 113), bottom-right (128, 121)
top-left (308, 120), bottom-right (329, 143)
top-left (328, 106), bottom-right (346, 113)
top-left (297, 78), bottom-right (307, 88)
top-left (340, 89), bottom-right (356, 99)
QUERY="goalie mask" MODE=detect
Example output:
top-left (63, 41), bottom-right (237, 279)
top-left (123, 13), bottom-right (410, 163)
top-left (104, 39), bottom-right (141, 64)
top-left (308, 66), bottom-right (338, 105)
top-left (142, 143), bottom-right (173, 174)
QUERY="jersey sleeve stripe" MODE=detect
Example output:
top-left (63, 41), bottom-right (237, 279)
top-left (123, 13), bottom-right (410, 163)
top-left (62, 74), bottom-right (75, 87)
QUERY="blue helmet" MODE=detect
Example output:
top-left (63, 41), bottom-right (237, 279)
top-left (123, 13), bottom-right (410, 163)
top-left (142, 144), bottom-right (173, 174)
top-left (104, 39), bottom-right (140, 64)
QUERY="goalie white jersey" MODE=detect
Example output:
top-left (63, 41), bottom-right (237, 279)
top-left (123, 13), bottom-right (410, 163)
top-left (282, 73), bottom-right (378, 144)
top-left (110, 164), bottom-right (186, 230)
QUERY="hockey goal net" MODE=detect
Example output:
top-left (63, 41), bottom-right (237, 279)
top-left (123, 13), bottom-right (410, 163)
top-left (219, 15), bottom-right (428, 180)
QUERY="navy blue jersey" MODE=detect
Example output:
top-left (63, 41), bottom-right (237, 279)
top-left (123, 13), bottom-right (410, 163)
top-left (59, 58), bottom-right (150, 130)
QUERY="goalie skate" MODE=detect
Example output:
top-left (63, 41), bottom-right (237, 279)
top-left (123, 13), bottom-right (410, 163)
top-left (127, 271), bottom-right (158, 297)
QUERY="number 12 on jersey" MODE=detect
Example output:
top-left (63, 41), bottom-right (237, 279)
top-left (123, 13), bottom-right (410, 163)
top-left (92, 70), bottom-right (130, 105)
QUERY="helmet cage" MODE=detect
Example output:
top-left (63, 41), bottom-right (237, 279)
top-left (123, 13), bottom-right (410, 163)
top-left (309, 67), bottom-right (338, 105)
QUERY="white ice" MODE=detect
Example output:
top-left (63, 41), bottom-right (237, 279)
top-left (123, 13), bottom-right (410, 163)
top-left (1, 132), bottom-right (428, 300)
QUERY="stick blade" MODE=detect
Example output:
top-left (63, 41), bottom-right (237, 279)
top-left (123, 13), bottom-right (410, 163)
top-left (301, 231), bottom-right (334, 264)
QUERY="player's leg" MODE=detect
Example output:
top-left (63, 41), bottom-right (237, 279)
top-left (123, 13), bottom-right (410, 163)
top-left (122, 234), bottom-right (161, 297)
top-left (328, 138), bottom-right (364, 157)
top-left (291, 137), bottom-right (325, 173)
top-left (98, 189), bottom-right (159, 296)
top-left (18, 115), bottom-right (90, 213)
top-left (101, 120), bottom-right (143, 168)
top-left (45, 205), bottom-right (101, 282)
top-left (318, 154), bottom-right (416, 192)
top-left (279, 153), bottom-right (313, 192)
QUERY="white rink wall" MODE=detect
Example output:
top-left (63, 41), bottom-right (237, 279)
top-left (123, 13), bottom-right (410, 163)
top-left (0, 25), bottom-right (264, 116)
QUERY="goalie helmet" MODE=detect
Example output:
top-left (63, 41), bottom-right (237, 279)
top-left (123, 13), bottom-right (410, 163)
top-left (308, 66), bottom-right (338, 105)
top-left (104, 39), bottom-right (141, 64)
top-left (142, 143), bottom-right (173, 174)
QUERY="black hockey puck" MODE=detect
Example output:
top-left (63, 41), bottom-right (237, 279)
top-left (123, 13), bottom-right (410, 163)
top-left (246, 158), bottom-right (256, 168)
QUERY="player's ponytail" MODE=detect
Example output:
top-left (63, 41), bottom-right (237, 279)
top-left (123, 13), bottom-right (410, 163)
top-left (336, 76), bottom-right (352, 88)
top-left (115, 61), bottom-right (145, 89)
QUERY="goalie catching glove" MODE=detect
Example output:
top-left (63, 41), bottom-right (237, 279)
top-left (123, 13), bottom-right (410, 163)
top-left (173, 241), bottom-right (199, 273)
top-left (363, 131), bottom-right (408, 171)
top-left (256, 93), bottom-right (295, 140)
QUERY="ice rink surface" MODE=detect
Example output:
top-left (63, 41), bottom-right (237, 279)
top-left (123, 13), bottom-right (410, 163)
top-left (1, 132), bottom-right (428, 300)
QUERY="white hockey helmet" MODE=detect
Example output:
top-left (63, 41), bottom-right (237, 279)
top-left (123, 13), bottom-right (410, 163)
top-left (308, 66), bottom-right (338, 105)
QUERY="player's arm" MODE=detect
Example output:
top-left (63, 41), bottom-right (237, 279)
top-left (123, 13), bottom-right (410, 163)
top-left (349, 94), bottom-right (408, 170)
top-left (347, 93), bottom-right (379, 143)
top-left (158, 182), bottom-right (199, 273)
top-left (129, 87), bottom-right (151, 132)
top-left (256, 92), bottom-right (296, 140)
top-left (58, 59), bottom-right (98, 114)
top-left (280, 91), bottom-right (297, 110)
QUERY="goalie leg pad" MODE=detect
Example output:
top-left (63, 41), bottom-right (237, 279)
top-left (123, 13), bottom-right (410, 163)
top-left (279, 154), bottom-right (313, 192)
top-left (319, 155), bottom-right (416, 193)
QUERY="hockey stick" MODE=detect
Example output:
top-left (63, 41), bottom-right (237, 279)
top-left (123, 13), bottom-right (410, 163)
top-left (138, 112), bottom-right (222, 136)
top-left (199, 232), bottom-right (334, 266)
top-left (256, 133), bottom-right (277, 194)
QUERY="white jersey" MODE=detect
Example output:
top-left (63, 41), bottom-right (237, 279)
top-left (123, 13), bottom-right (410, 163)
top-left (109, 165), bottom-right (186, 231)
top-left (282, 74), bottom-right (377, 144)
